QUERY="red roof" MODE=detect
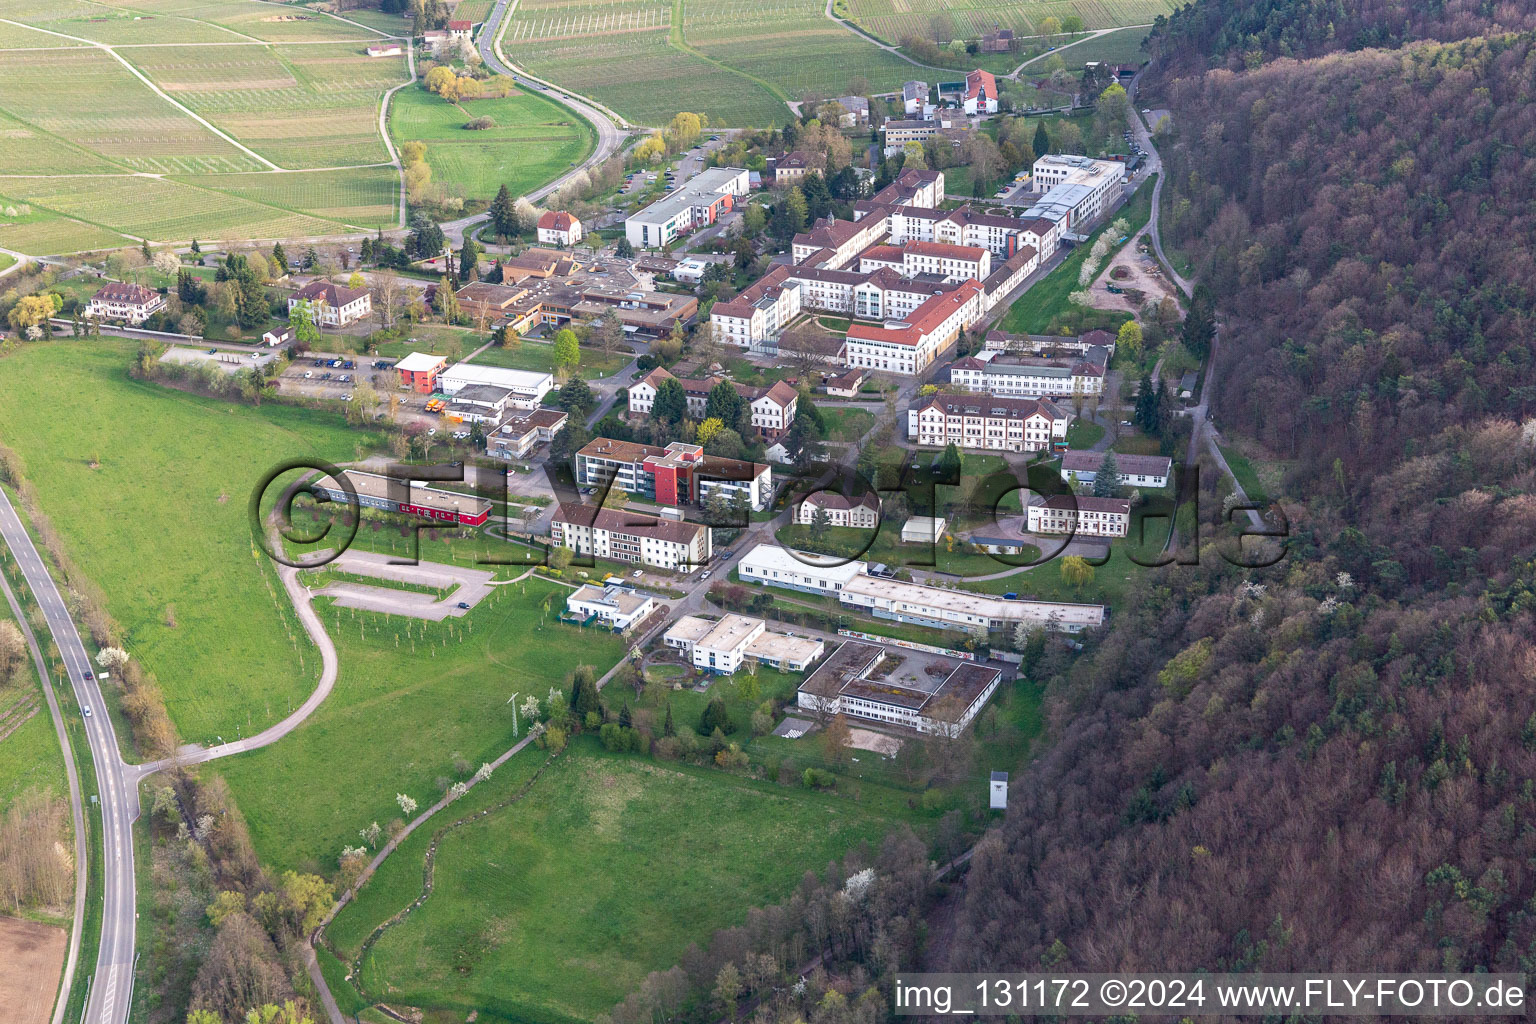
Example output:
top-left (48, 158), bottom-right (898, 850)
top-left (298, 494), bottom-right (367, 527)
top-left (965, 69), bottom-right (998, 103)
top-left (448, 20), bottom-right (473, 29)
top-left (538, 210), bottom-right (577, 231)
top-left (903, 239), bottom-right (987, 261)
top-left (845, 281), bottom-right (981, 348)
top-left (91, 282), bottom-right (159, 306)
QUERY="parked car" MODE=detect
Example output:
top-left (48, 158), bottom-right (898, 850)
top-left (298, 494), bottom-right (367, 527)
top-left (699, 570), bottom-right (712, 580)
top-left (1003, 592), bottom-right (1018, 600)
top-left (303, 371), bottom-right (313, 378)
top-left (719, 550), bottom-right (734, 560)
top-left (631, 569), bottom-right (643, 578)
top-left (457, 601), bottom-right (470, 609)
top-left (313, 358), bottom-right (323, 366)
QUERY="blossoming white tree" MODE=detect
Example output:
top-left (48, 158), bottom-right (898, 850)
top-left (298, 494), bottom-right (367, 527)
top-left (396, 793), bottom-right (417, 816)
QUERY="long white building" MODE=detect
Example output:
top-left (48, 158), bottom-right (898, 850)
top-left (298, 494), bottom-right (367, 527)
top-left (737, 544), bottom-right (867, 595)
top-left (664, 613), bottom-right (825, 673)
top-left (843, 281), bottom-right (985, 377)
top-left (625, 167), bottom-right (750, 249)
top-left (1023, 155), bottom-right (1124, 231)
top-left (947, 352), bottom-right (1105, 398)
top-left (837, 574), bottom-right (1106, 633)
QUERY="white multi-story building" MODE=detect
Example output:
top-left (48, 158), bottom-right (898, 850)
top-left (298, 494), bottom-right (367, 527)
top-left (550, 503), bottom-right (712, 570)
top-left (665, 614), bottom-right (825, 674)
top-left (289, 280), bottom-right (371, 327)
top-left (858, 240), bottom-right (991, 284)
top-left (627, 369), bottom-right (797, 440)
top-left (947, 353), bottom-right (1104, 398)
top-left (1027, 495), bottom-right (1132, 537)
top-left (625, 167), bottom-right (750, 249)
top-left (1023, 155), bottom-right (1124, 231)
top-left (843, 281), bottom-right (984, 376)
top-left (795, 491), bottom-right (880, 528)
top-left (792, 216), bottom-right (888, 268)
top-left (709, 264), bottom-right (802, 348)
top-left (575, 438), bottom-right (773, 511)
top-left (906, 394), bottom-right (1069, 452)
top-left (536, 210), bottom-right (583, 247)
top-left (737, 544), bottom-right (867, 595)
top-left (86, 282), bottom-right (166, 325)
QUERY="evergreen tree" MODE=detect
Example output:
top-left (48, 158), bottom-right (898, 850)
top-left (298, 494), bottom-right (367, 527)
top-left (488, 184), bottom-right (517, 240)
top-left (1133, 372), bottom-right (1157, 431)
top-left (190, 238), bottom-right (201, 254)
top-left (176, 269), bottom-right (204, 305)
top-left (1182, 284), bottom-right (1216, 359)
top-left (663, 702), bottom-right (676, 737)
top-left (1033, 119), bottom-right (1050, 158)
top-left (652, 377), bottom-right (688, 424)
top-left (141, 237), bottom-right (151, 261)
top-left (271, 242), bottom-right (287, 269)
top-left (615, 237), bottom-right (634, 258)
top-left (937, 442), bottom-right (964, 483)
top-left (569, 665), bottom-right (600, 720)
top-left (698, 697), bottom-right (733, 735)
top-left (360, 237), bottom-right (374, 265)
top-left (457, 237), bottom-right (480, 285)
top-left (619, 703), bottom-right (632, 728)
top-left (302, 246), bottom-right (318, 270)
top-left (1092, 452), bottom-right (1123, 497)
top-left (704, 380), bottom-right (743, 425)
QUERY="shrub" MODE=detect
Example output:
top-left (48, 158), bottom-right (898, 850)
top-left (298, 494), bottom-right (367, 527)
top-left (465, 115), bottom-right (495, 130)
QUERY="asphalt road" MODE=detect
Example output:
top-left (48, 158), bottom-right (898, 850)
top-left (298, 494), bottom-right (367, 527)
top-left (0, 486), bottom-right (139, 1024)
top-left (440, 0), bottom-right (631, 247)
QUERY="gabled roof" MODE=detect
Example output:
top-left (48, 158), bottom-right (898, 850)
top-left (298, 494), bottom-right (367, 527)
top-left (538, 210), bottom-right (577, 231)
top-left (448, 19), bottom-right (473, 29)
top-left (554, 502), bottom-right (706, 545)
top-left (800, 491), bottom-right (878, 512)
top-left (913, 392), bottom-right (1066, 421)
top-left (294, 279), bottom-right (369, 307)
top-left (1061, 452), bottom-right (1172, 477)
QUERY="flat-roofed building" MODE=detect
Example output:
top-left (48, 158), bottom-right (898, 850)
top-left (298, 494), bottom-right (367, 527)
top-left (575, 438), bottom-right (773, 511)
top-left (395, 352), bottom-right (448, 394)
top-left (737, 544), bottom-right (867, 595)
top-left (1061, 451), bottom-right (1172, 489)
top-left (798, 640), bottom-right (1002, 734)
top-left (625, 166), bottom-right (750, 249)
top-left (550, 502), bottom-right (711, 570)
top-left (900, 515), bottom-right (946, 544)
top-left (1023, 154), bottom-right (1123, 230)
top-left (487, 408), bottom-right (567, 460)
top-left (1026, 494), bottom-right (1131, 537)
top-left (665, 613), bottom-right (824, 674)
top-left (308, 470), bottom-right (491, 526)
top-left (837, 573), bottom-right (1106, 632)
top-left (564, 583), bottom-right (654, 631)
top-left (439, 363), bottom-right (553, 409)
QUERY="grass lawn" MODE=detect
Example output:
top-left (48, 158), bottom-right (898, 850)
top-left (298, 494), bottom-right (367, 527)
top-left (821, 407), bottom-right (874, 442)
top-left (1065, 419), bottom-right (1104, 449)
top-left (470, 341), bottom-right (631, 381)
top-left (218, 562), bottom-right (627, 874)
top-left (1219, 444), bottom-right (1271, 505)
top-left (954, 542), bottom-right (1158, 605)
top-left (388, 86), bottom-right (594, 202)
top-left (0, 610), bottom-right (68, 815)
top-left (0, 341), bottom-right (382, 743)
top-left (345, 741), bottom-right (914, 1023)
top-left (0, 252), bottom-right (14, 273)
top-left (1001, 175), bottom-right (1156, 336)
top-left (776, 519), bottom-right (1026, 578)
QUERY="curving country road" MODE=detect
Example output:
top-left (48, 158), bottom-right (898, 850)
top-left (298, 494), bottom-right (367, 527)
top-left (441, 0), bottom-right (633, 246)
top-left (0, 486), bottom-right (139, 1024)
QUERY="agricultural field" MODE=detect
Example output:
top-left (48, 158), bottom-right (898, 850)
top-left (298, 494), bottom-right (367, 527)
top-left (503, 0), bottom-right (787, 127)
top-left (389, 87), bottom-right (593, 202)
top-left (0, 342), bottom-right (383, 743)
top-left (0, 0), bottom-right (445, 251)
top-left (843, 0), bottom-right (1174, 47)
top-left (124, 43), bottom-right (407, 169)
top-left (684, 0), bottom-right (916, 102)
top-left (0, 175), bottom-right (345, 246)
top-left (1054, 23), bottom-right (1153, 64)
top-left (0, 48), bottom-right (265, 175)
top-left (331, 743), bottom-right (911, 1022)
top-left (169, 167), bottom-right (400, 229)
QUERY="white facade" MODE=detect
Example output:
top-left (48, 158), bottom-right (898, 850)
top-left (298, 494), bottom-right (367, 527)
top-left (625, 167), bottom-right (749, 249)
top-left (439, 363), bottom-right (553, 403)
top-left (738, 544), bottom-right (867, 595)
top-left (837, 574), bottom-right (1106, 632)
top-left (948, 357), bottom-right (1104, 398)
top-left (565, 584), bottom-right (654, 631)
top-left (1027, 497), bottom-right (1131, 537)
top-left (843, 282), bottom-right (984, 377)
top-left (795, 491), bottom-right (879, 529)
top-left (906, 395), bottom-right (1068, 452)
top-left (537, 211), bottom-right (584, 247)
top-left (87, 284), bottom-right (165, 325)
top-left (551, 504), bottom-right (712, 570)
top-left (665, 614), bottom-right (823, 674)
top-left (1024, 155), bottom-right (1124, 230)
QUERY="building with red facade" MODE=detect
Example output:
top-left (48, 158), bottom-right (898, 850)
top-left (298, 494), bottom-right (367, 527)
top-left (395, 352), bottom-right (449, 394)
top-left (573, 438), bottom-right (773, 511)
top-left (310, 471), bottom-right (491, 526)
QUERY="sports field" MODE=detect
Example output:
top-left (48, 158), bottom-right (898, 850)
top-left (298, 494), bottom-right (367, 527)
top-left (389, 87), bottom-right (593, 202)
top-left (329, 743), bottom-right (910, 1022)
top-left (843, 0), bottom-right (1173, 47)
top-left (0, 342), bottom-right (382, 742)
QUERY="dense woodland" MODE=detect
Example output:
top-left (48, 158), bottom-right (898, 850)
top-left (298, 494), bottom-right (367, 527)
top-left (604, 7), bottom-right (1536, 1015)
top-left (945, 11), bottom-right (1536, 987)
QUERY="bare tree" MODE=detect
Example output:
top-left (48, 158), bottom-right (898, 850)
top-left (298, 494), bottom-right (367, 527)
top-left (779, 323), bottom-right (842, 380)
top-left (373, 270), bottom-right (404, 331)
